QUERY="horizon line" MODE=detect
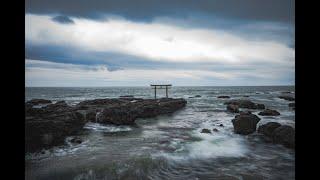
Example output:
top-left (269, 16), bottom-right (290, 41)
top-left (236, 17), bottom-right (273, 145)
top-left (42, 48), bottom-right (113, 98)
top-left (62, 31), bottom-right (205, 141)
top-left (25, 85), bottom-right (295, 88)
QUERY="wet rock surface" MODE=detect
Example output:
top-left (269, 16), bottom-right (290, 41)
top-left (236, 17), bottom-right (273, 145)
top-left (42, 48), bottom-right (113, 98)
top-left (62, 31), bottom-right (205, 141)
top-left (26, 98), bottom-right (187, 152)
top-left (272, 125), bottom-right (295, 149)
top-left (201, 128), bottom-right (211, 133)
top-left (258, 122), bottom-right (295, 149)
top-left (217, 95), bottom-right (230, 98)
top-left (231, 111), bottom-right (261, 135)
top-left (258, 109), bottom-right (280, 116)
top-left (224, 99), bottom-right (265, 109)
top-left (258, 122), bottom-right (282, 137)
top-left (227, 104), bottom-right (239, 113)
top-left (25, 101), bottom-right (86, 153)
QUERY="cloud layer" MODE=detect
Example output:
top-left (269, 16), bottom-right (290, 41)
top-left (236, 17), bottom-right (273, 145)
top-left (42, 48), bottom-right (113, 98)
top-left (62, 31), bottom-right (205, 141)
top-left (25, 11), bottom-right (294, 86)
top-left (26, 14), bottom-right (294, 65)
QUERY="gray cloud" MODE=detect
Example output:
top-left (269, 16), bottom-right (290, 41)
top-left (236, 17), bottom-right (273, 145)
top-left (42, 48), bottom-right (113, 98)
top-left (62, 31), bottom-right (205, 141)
top-left (26, 0), bottom-right (295, 24)
top-left (52, 15), bottom-right (74, 24)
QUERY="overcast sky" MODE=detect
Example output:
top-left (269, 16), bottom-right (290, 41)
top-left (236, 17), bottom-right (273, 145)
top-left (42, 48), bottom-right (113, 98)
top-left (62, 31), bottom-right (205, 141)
top-left (25, 0), bottom-right (295, 87)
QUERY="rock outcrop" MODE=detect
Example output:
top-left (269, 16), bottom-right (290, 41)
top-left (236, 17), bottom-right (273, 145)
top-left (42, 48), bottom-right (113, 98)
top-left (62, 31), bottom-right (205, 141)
top-left (80, 98), bottom-right (188, 124)
top-left (26, 98), bottom-right (187, 152)
top-left (201, 129), bottom-right (211, 133)
top-left (231, 111), bottom-right (261, 135)
top-left (258, 122), bottom-right (282, 137)
top-left (227, 104), bottom-right (239, 113)
top-left (258, 109), bottom-right (280, 116)
top-left (224, 99), bottom-right (265, 109)
top-left (272, 125), bottom-right (295, 149)
top-left (25, 101), bottom-right (86, 153)
top-left (217, 95), bottom-right (230, 99)
top-left (258, 122), bottom-right (295, 149)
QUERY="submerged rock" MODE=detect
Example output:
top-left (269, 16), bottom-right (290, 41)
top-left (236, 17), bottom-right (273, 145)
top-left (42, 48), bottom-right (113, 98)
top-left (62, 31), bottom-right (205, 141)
top-left (212, 128), bottom-right (219, 132)
top-left (232, 112), bottom-right (261, 135)
top-left (227, 104), bottom-right (239, 113)
top-left (201, 129), bottom-right (211, 133)
top-left (194, 95), bottom-right (201, 98)
top-left (278, 96), bottom-right (295, 101)
top-left (224, 99), bottom-right (265, 109)
top-left (258, 109), bottom-right (280, 116)
top-left (217, 95), bottom-right (230, 99)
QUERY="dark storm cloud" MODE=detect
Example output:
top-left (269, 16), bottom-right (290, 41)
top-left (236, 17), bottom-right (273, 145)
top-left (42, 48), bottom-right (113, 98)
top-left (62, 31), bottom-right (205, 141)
top-left (52, 15), bottom-right (74, 24)
top-left (26, 0), bottom-right (295, 23)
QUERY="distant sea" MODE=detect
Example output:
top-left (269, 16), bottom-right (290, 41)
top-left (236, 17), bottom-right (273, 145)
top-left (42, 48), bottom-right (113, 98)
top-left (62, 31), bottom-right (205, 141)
top-left (25, 86), bottom-right (295, 180)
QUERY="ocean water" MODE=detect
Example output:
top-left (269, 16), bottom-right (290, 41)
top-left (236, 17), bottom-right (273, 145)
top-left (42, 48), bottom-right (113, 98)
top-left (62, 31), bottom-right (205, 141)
top-left (25, 86), bottom-right (295, 180)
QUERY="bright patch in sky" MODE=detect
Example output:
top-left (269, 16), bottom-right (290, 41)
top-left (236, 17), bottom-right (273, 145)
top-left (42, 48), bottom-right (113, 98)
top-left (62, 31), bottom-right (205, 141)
top-left (26, 14), bottom-right (293, 64)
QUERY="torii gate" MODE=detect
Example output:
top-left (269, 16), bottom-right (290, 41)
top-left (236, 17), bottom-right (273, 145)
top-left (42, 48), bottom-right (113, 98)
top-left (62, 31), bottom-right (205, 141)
top-left (150, 84), bottom-right (172, 99)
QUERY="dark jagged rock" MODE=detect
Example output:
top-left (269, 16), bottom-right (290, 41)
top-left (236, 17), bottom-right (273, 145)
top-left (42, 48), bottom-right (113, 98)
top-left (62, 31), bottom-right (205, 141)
top-left (227, 104), bottom-right (239, 113)
top-left (201, 129), bottom-right (211, 133)
top-left (224, 99), bottom-right (265, 109)
top-left (258, 122), bottom-right (281, 137)
top-left (212, 128), bottom-right (219, 132)
top-left (219, 124), bottom-right (224, 127)
top-left (26, 99), bottom-right (52, 106)
top-left (194, 95), bottom-right (201, 98)
top-left (26, 98), bottom-right (187, 152)
top-left (25, 101), bottom-right (86, 153)
top-left (272, 125), bottom-right (295, 149)
top-left (255, 104), bottom-right (265, 109)
top-left (238, 110), bottom-right (252, 116)
top-left (258, 122), bottom-right (295, 149)
top-left (217, 95), bottom-right (230, 99)
top-left (97, 106), bottom-right (137, 125)
top-left (232, 112), bottom-right (261, 135)
top-left (278, 96), bottom-right (295, 101)
top-left (258, 109), bottom-right (280, 116)
top-left (76, 98), bottom-right (187, 124)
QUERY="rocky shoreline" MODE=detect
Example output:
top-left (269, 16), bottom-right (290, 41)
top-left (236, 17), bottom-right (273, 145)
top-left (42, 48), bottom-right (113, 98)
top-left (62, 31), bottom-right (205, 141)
top-left (223, 98), bottom-right (295, 149)
top-left (25, 98), bottom-right (187, 153)
top-left (26, 95), bottom-right (295, 153)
